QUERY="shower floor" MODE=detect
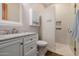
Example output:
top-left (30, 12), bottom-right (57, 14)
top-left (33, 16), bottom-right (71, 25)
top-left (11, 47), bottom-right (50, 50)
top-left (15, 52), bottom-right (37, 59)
top-left (55, 43), bottom-right (74, 56)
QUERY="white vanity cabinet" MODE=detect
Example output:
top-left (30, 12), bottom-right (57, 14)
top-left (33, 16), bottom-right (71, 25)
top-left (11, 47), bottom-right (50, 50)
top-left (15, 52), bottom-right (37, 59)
top-left (0, 38), bottom-right (23, 56)
top-left (0, 33), bottom-right (38, 56)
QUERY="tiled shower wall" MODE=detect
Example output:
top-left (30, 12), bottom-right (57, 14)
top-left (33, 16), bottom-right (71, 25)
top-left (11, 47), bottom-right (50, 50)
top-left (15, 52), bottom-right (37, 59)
top-left (55, 4), bottom-right (75, 45)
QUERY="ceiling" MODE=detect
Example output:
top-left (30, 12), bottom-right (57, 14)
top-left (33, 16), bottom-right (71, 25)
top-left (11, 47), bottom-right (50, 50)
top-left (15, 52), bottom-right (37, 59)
top-left (41, 3), bottom-right (54, 8)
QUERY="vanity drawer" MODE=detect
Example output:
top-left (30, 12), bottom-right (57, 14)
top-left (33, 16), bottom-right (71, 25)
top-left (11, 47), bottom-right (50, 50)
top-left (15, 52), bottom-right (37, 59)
top-left (24, 35), bottom-right (37, 45)
top-left (0, 37), bottom-right (23, 45)
top-left (24, 41), bottom-right (37, 55)
top-left (24, 48), bottom-right (37, 56)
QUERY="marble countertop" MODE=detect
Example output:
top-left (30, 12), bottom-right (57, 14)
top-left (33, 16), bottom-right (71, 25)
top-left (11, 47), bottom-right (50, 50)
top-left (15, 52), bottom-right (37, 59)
top-left (0, 32), bottom-right (36, 41)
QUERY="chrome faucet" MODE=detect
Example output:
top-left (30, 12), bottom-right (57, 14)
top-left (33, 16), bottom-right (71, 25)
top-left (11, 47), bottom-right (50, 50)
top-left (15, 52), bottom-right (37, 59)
top-left (0, 28), bottom-right (18, 35)
top-left (11, 28), bottom-right (18, 34)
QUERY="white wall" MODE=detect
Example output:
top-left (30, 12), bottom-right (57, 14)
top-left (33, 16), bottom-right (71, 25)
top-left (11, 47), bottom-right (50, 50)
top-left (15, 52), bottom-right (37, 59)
top-left (20, 3), bottom-right (44, 32)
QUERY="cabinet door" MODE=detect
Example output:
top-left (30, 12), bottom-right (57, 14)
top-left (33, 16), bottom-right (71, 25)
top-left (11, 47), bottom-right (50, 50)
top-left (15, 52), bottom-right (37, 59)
top-left (0, 38), bottom-right (22, 56)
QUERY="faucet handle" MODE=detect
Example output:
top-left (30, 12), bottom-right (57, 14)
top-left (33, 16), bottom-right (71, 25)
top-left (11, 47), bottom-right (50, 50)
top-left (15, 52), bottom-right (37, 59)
top-left (12, 28), bottom-right (18, 34)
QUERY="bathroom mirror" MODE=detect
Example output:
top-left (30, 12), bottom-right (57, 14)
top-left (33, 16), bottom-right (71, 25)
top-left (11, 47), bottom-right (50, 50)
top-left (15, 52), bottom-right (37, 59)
top-left (29, 8), bottom-right (40, 26)
top-left (0, 3), bottom-right (22, 25)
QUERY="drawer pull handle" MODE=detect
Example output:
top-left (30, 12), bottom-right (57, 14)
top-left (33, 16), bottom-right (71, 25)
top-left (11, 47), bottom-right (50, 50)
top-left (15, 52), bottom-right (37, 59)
top-left (30, 39), bottom-right (33, 40)
top-left (20, 43), bottom-right (23, 45)
top-left (30, 47), bottom-right (33, 49)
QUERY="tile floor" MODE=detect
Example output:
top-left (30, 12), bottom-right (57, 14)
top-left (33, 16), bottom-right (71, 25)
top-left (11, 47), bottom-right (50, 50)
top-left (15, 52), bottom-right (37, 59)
top-left (55, 43), bottom-right (74, 56)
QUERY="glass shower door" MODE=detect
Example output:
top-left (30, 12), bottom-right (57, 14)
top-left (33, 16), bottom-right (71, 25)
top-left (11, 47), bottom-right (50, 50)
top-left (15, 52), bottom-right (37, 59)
top-left (76, 4), bottom-right (79, 56)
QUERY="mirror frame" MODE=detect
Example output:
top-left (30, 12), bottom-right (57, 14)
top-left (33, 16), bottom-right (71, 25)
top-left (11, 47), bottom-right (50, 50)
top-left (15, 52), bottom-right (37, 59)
top-left (0, 3), bottom-right (23, 26)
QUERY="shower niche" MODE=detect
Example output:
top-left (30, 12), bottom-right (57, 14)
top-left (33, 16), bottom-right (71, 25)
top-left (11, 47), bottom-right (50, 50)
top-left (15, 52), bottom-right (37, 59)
top-left (56, 21), bottom-right (62, 30)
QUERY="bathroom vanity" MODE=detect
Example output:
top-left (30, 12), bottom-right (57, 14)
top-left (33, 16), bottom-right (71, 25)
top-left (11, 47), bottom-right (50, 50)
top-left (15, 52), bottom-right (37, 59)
top-left (0, 32), bottom-right (38, 56)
